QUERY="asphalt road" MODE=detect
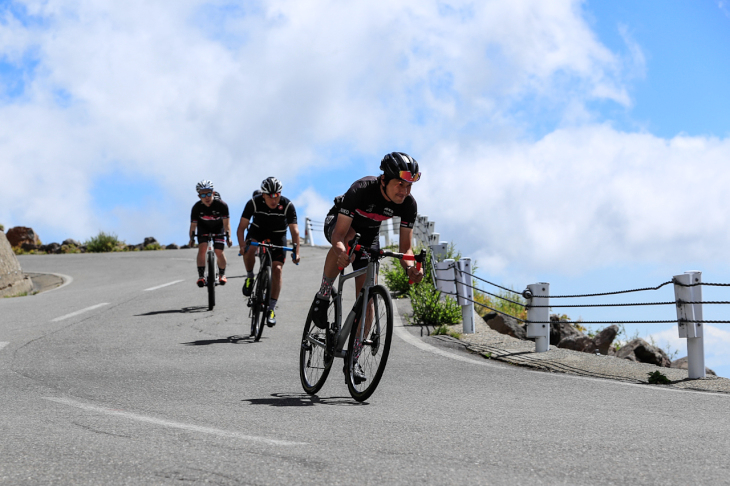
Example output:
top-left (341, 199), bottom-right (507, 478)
top-left (2, 247), bottom-right (730, 485)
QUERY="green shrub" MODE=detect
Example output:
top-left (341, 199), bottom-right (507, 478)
top-left (85, 231), bottom-right (125, 253)
top-left (408, 280), bottom-right (462, 326)
top-left (59, 244), bottom-right (81, 254)
top-left (433, 323), bottom-right (462, 339)
top-left (0, 224), bottom-right (4, 232)
top-left (647, 371), bottom-right (670, 385)
top-left (382, 260), bottom-right (411, 295)
top-left (143, 243), bottom-right (161, 251)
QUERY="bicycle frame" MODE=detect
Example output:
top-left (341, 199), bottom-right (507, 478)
top-left (330, 260), bottom-right (379, 359)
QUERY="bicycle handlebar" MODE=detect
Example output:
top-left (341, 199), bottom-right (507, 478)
top-left (250, 241), bottom-right (299, 264)
top-left (340, 233), bottom-right (425, 284)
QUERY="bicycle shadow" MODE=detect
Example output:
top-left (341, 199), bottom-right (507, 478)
top-left (135, 306), bottom-right (209, 316)
top-left (242, 393), bottom-right (365, 407)
top-left (181, 335), bottom-right (261, 346)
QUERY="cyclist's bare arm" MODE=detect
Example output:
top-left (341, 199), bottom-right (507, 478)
top-left (398, 226), bottom-right (424, 284)
top-left (189, 222), bottom-right (197, 245)
top-left (289, 223), bottom-right (301, 264)
top-left (223, 217), bottom-right (232, 247)
top-left (237, 217), bottom-right (250, 254)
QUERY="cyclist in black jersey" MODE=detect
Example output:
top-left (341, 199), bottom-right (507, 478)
top-left (189, 180), bottom-right (232, 287)
top-left (309, 152), bottom-right (424, 332)
top-left (237, 177), bottom-right (301, 326)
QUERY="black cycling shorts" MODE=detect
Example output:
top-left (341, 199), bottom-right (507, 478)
top-left (197, 233), bottom-right (225, 250)
top-left (324, 212), bottom-right (379, 271)
top-left (245, 226), bottom-right (288, 263)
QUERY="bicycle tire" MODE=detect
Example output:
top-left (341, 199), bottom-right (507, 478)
top-left (346, 285), bottom-right (393, 402)
top-left (299, 294), bottom-right (340, 395)
top-left (252, 264), bottom-right (271, 342)
top-left (206, 251), bottom-right (216, 310)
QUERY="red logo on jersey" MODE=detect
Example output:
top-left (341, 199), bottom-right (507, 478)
top-left (278, 205), bottom-right (283, 210)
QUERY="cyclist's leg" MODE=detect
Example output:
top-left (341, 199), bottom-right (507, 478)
top-left (196, 241), bottom-right (208, 267)
top-left (270, 261), bottom-right (283, 300)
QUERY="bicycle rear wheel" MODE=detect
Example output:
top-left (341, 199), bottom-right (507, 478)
top-left (299, 294), bottom-right (340, 395)
top-left (251, 265), bottom-right (270, 342)
top-left (206, 251), bottom-right (216, 310)
top-left (346, 285), bottom-right (393, 402)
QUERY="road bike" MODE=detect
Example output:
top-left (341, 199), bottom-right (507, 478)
top-left (196, 232), bottom-right (230, 311)
top-left (299, 234), bottom-right (425, 402)
top-left (247, 241), bottom-right (297, 342)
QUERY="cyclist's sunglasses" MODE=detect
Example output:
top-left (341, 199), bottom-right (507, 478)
top-left (398, 171), bottom-right (421, 183)
top-left (199, 192), bottom-right (213, 198)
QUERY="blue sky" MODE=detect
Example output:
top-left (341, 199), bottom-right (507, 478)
top-left (2, 0), bottom-right (730, 377)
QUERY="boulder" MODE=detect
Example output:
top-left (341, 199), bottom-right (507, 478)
top-left (166, 243), bottom-right (179, 250)
top-left (20, 242), bottom-right (39, 252)
top-left (0, 231), bottom-right (34, 297)
top-left (594, 325), bottom-right (619, 355)
top-left (143, 237), bottom-right (158, 247)
top-left (557, 334), bottom-right (597, 353)
top-left (40, 242), bottom-right (61, 254)
top-left (62, 239), bottom-right (81, 246)
top-left (616, 338), bottom-right (671, 368)
top-left (550, 315), bottom-right (582, 345)
top-left (670, 356), bottom-right (716, 376)
top-left (482, 312), bottom-right (526, 340)
top-left (6, 226), bottom-right (40, 248)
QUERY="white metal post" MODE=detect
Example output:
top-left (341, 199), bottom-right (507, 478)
top-left (673, 271), bottom-right (705, 379)
top-left (381, 219), bottom-right (391, 247)
top-left (429, 242), bottom-right (448, 261)
top-left (306, 218), bottom-right (315, 246)
top-left (526, 283), bottom-right (550, 352)
top-left (435, 259), bottom-right (457, 296)
top-left (456, 258), bottom-right (475, 334)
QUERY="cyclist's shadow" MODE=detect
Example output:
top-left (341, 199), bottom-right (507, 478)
top-left (182, 335), bottom-right (263, 346)
top-left (242, 393), bottom-right (366, 407)
top-left (136, 306), bottom-right (208, 316)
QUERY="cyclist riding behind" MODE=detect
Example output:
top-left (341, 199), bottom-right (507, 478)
top-left (309, 152), bottom-right (425, 329)
top-left (189, 180), bottom-right (232, 287)
top-left (237, 177), bottom-right (301, 326)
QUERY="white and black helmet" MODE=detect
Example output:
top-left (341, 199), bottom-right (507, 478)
top-left (380, 152), bottom-right (421, 182)
top-left (260, 177), bottom-right (283, 195)
top-left (196, 180), bottom-right (214, 192)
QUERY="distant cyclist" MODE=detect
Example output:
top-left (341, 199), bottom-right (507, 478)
top-left (309, 152), bottom-right (424, 330)
top-left (189, 180), bottom-right (232, 287)
top-left (237, 177), bottom-right (301, 326)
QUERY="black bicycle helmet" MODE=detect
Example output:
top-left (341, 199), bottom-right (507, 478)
top-left (380, 152), bottom-right (420, 182)
top-left (260, 176), bottom-right (283, 194)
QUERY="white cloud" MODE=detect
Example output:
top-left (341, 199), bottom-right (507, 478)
top-left (0, 0), bottom-right (723, 274)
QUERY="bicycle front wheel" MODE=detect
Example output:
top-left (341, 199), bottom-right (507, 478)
top-left (346, 285), bottom-right (393, 402)
top-left (206, 251), bottom-right (216, 310)
top-left (251, 265), bottom-right (270, 342)
top-left (299, 295), bottom-right (339, 395)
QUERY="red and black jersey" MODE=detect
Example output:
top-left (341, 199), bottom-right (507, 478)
top-left (329, 176), bottom-right (417, 235)
top-left (191, 199), bottom-right (230, 233)
top-left (241, 194), bottom-right (297, 234)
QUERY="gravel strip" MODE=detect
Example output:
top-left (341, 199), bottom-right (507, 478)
top-left (393, 296), bottom-right (730, 394)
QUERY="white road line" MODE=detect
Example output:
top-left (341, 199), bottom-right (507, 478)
top-left (144, 280), bottom-right (184, 291)
top-left (51, 303), bottom-right (109, 322)
top-left (44, 397), bottom-right (306, 446)
top-left (392, 312), bottom-right (502, 369)
top-left (0, 342), bottom-right (8, 351)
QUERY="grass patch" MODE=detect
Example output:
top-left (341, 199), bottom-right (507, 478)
top-left (85, 231), bottom-right (126, 253)
top-left (647, 371), bottom-right (671, 385)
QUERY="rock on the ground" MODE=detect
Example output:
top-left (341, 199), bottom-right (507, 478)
top-left (557, 334), bottom-right (597, 353)
top-left (594, 325), bottom-right (619, 355)
top-left (143, 237), bottom-right (158, 247)
top-left (482, 312), bottom-right (526, 340)
top-left (0, 231), bottom-right (34, 297)
top-left (62, 238), bottom-right (81, 246)
top-left (616, 338), bottom-right (671, 367)
top-left (550, 315), bottom-right (582, 345)
top-left (6, 226), bottom-right (40, 248)
top-left (671, 356), bottom-right (716, 376)
top-left (166, 243), bottom-right (179, 249)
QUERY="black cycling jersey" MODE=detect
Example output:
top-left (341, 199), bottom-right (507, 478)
top-left (191, 199), bottom-right (230, 234)
top-left (241, 195), bottom-right (297, 234)
top-left (328, 176), bottom-right (417, 235)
